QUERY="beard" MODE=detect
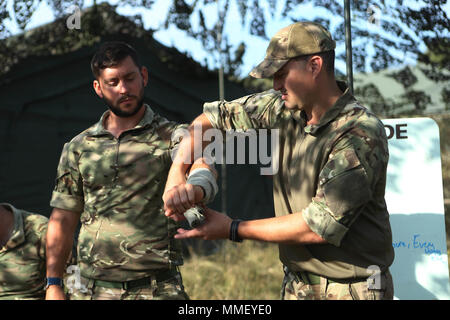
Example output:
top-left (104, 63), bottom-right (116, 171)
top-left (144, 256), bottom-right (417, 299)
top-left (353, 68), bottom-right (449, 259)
top-left (102, 86), bottom-right (145, 118)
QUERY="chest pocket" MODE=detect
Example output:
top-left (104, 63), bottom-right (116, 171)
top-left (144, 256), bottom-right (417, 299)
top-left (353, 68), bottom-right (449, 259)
top-left (78, 147), bottom-right (118, 189)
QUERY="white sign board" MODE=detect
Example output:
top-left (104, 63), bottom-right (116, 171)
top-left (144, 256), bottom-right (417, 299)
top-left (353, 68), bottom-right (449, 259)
top-left (383, 117), bottom-right (450, 299)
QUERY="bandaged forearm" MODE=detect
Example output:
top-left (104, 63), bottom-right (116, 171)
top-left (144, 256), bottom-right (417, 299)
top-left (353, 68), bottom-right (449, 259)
top-left (186, 168), bottom-right (218, 204)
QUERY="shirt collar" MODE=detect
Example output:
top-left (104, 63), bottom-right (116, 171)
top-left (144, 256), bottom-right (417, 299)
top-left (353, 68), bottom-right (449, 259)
top-left (89, 104), bottom-right (155, 136)
top-left (0, 203), bottom-right (25, 252)
top-left (290, 81), bottom-right (356, 135)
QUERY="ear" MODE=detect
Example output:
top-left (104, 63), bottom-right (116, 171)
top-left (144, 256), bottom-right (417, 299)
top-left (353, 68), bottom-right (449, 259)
top-left (93, 79), bottom-right (103, 98)
top-left (140, 66), bottom-right (148, 87)
top-left (309, 55), bottom-right (323, 79)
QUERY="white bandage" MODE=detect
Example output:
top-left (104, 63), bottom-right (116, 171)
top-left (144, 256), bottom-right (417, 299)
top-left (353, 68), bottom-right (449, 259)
top-left (186, 168), bottom-right (218, 204)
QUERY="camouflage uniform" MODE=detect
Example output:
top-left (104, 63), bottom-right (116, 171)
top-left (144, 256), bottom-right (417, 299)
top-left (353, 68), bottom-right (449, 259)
top-left (0, 203), bottom-right (48, 300)
top-left (50, 105), bottom-right (189, 300)
top-left (204, 82), bottom-right (395, 300)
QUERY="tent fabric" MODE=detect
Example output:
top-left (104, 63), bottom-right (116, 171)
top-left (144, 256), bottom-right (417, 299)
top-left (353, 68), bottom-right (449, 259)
top-left (0, 37), bottom-right (275, 222)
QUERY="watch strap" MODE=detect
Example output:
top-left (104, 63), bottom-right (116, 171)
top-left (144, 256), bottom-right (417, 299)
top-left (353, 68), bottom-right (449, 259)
top-left (229, 219), bottom-right (243, 242)
top-left (45, 277), bottom-right (63, 289)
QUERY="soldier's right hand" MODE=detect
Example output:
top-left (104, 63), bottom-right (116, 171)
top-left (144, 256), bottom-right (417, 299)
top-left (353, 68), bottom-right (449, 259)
top-left (45, 285), bottom-right (66, 300)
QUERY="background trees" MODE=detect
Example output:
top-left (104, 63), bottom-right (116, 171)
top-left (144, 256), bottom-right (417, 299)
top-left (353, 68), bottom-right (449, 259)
top-left (1, 0), bottom-right (449, 114)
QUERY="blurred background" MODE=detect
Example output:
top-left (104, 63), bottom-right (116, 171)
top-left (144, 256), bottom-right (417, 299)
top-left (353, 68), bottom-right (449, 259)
top-left (0, 0), bottom-right (448, 299)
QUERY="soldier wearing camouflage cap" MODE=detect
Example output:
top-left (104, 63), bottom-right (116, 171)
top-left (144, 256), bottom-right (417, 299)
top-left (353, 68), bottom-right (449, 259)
top-left (0, 203), bottom-right (48, 300)
top-left (45, 42), bottom-right (216, 300)
top-left (164, 21), bottom-right (395, 300)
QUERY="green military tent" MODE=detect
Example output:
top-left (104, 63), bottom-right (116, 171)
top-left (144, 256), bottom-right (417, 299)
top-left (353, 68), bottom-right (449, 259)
top-left (0, 4), bottom-right (275, 223)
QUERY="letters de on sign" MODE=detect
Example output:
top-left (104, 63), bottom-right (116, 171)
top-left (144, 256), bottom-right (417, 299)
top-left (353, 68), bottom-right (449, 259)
top-left (384, 123), bottom-right (408, 140)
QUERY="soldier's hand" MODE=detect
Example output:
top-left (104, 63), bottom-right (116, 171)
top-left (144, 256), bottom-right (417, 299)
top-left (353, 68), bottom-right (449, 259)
top-left (174, 208), bottom-right (232, 241)
top-left (45, 285), bottom-right (66, 300)
top-left (163, 183), bottom-right (204, 219)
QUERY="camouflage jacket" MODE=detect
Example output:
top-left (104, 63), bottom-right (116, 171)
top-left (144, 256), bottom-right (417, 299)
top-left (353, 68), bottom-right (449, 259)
top-left (50, 105), bottom-right (187, 282)
top-left (204, 82), bottom-right (395, 280)
top-left (0, 203), bottom-right (48, 300)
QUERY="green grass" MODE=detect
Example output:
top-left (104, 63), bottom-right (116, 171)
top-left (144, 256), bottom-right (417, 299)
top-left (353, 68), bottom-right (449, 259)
top-left (180, 241), bottom-right (284, 300)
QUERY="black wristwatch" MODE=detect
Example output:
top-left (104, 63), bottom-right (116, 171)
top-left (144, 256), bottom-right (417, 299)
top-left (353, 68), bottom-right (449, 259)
top-left (45, 277), bottom-right (63, 290)
top-left (229, 219), bottom-right (243, 242)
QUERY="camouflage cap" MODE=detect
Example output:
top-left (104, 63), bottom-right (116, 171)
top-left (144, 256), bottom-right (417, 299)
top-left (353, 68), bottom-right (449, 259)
top-left (250, 21), bottom-right (336, 78)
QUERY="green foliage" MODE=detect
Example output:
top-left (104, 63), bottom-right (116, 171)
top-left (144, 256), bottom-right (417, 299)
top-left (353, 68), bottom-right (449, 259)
top-left (1, 0), bottom-right (449, 115)
top-left (354, 83), bottom-right (391, 116)
top-left (0, 3), bottom-right (215, 80)
top-left (3, 0), bottom-right (449, 74)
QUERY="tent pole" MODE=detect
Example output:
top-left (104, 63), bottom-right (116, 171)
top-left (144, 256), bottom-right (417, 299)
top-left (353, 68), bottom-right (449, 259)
top-left (344, 0), bottom-right (354, 94)
top-left (217, 0), bottom-right (226, 213)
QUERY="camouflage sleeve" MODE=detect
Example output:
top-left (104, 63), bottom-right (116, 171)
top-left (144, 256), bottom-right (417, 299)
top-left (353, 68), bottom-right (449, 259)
top-left (155, 120), bottom-right (189, 165)
top-left (37, 216), bottom-right (48, 260)
top-left (32, 214), bottom-right (48, 260)
top-left (203, 90), bottom-right (285, 131)
top-left (49, 142), bottom-right (84, 212)
top-left (22, 211), bottom-right (49, 261)
top-left (170, 123), bottom-right (189, 151)
top-left (302, 120), bottom-right (388, 247)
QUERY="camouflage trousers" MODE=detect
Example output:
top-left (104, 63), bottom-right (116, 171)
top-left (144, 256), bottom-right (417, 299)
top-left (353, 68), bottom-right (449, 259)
top-left (281, 268), bottom-right (394, 300)
top-left (68, 272), bottom-right (189, 300)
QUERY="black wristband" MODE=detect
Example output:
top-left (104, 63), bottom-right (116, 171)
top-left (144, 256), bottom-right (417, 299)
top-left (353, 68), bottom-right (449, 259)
top-left (229, 219), bottom-right (243, 242)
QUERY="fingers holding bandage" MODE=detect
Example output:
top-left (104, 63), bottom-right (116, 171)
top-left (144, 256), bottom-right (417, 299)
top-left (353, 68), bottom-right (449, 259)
top-left (163, 157), bottom-right (218, 225)
top-left (186, 167), bottom-right (218, 204)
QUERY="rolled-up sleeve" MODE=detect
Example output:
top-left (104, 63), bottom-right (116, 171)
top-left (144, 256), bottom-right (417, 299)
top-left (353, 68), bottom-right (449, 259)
top-left (303, 142), bottom-right (372, 247)
top-left (203, 90), bottom-right (285, 131)
top-left (170, 124), bottom-right (189, 147)
top-left (164, 122), bottom-right (189, 165)
top-left (50, 142), bottom-right (84, 212)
